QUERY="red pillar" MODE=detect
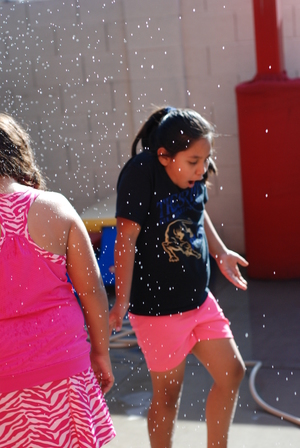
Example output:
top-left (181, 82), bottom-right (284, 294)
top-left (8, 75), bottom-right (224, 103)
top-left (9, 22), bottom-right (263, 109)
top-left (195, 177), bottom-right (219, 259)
top-left (235, 0), bottom-right (300, 279)
top-left (253, 0), bottom-right (284, 78)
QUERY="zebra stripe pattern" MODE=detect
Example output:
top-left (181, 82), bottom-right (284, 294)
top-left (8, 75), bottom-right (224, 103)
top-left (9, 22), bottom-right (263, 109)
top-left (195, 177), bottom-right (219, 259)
top-left (0, 368), bottom-right (116, 448)
top-left (0, 191), bottom-right (64, 265)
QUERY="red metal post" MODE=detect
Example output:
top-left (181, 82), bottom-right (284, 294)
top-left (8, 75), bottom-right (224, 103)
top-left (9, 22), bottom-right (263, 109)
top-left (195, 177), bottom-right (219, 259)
top-left (253, 0), bottom-right (285, 78)
top-left (235, 0), bottom-right (300, 279)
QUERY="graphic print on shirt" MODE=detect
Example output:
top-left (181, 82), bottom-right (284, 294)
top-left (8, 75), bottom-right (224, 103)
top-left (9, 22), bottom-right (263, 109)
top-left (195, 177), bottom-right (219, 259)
top-left (162, 219), bottom-right (202, 262)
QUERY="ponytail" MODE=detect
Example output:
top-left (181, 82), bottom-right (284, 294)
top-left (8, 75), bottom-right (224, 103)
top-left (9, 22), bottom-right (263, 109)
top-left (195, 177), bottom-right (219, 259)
top-left (131, 107), bottom-right (170, 157)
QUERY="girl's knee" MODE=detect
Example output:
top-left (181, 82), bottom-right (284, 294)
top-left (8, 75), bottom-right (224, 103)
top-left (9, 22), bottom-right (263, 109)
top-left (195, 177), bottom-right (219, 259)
top-left (215, 357), bottom-right (245, 391)
top-left (236, 359), bottom-right (246, 384)
top-left (228, 357), bottom-right (245, 388)
top-left (152, 381), bottom-right (182, 410)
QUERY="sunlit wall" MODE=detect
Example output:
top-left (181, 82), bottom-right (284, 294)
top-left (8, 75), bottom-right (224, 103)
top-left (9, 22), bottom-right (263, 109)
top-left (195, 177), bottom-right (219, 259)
top-left (1, 0), bottom-right (300, 253)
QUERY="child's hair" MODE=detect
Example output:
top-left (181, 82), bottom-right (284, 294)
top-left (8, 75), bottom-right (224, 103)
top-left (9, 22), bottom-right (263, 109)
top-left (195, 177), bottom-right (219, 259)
top-left (131, 106), bottom-right (217, 179)
top-left (0, 113), bottom-right (46, 190)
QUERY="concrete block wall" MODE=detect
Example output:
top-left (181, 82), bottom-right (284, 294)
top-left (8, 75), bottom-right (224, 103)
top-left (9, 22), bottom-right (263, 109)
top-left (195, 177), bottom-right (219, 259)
top-left (0, 0), bottom-right (300, 253)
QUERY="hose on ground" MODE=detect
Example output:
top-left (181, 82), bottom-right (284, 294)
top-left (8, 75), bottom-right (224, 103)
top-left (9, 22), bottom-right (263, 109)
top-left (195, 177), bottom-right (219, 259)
top-left (109, 327), bottom-right (300, 426)
top-left (245, 360), bottom-right (300, 426)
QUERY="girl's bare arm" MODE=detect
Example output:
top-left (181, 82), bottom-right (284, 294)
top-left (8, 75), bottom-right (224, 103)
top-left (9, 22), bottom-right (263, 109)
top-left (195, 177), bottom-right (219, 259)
top-left (109, 217), bottom-right (141, 333)
top-left (204, 210), bottom-right (248, 290)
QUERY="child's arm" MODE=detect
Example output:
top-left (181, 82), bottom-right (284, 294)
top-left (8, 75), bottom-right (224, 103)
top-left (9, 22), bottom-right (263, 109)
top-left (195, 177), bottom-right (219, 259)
top-left (109, 217), bottom-right (141, 333)
top-left (66, 206), bottom-right (114, 394)
top-left (204, 210), bottom-right (249, 290)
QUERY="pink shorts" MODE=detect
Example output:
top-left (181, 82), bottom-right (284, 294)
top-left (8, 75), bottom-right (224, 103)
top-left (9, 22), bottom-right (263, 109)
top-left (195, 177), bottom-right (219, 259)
top-left (128, 291), bottom-right (232, 372)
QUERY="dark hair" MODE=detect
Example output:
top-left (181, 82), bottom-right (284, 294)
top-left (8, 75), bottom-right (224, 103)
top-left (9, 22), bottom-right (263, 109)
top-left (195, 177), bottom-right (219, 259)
top-left (131, 107), bottom-right (217, 179)
top-left (0, 113), bottom-right (46, 190)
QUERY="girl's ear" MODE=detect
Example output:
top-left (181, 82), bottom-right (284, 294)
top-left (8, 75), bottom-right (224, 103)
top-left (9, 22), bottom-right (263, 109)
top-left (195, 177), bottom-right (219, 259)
top-left (157, 147), bottom-right (170, 167)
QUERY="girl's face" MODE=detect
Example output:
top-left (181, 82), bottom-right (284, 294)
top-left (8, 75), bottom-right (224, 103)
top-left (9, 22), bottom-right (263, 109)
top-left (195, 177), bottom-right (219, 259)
top-left (158, 138), bottom-right (212, 189)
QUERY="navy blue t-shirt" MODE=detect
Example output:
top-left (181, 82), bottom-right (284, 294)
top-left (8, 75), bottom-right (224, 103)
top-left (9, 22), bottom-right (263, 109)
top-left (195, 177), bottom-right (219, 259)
top-left (116, 151), bottom-right (210, 316)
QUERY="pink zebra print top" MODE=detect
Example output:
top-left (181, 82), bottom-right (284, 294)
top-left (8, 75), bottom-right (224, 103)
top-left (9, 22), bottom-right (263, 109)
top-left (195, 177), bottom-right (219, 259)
top-left (0, 189), bottom-right (91, 393)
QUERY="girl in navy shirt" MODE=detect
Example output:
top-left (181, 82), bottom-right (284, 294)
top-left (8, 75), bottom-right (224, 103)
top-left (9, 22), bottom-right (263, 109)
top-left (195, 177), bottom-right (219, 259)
top-left (110, 107), bottom-right (248, 448)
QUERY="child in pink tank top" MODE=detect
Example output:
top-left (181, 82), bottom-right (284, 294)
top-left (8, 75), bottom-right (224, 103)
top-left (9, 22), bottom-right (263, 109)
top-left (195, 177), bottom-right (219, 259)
top-left (0, 113), bottom-right (115, 447)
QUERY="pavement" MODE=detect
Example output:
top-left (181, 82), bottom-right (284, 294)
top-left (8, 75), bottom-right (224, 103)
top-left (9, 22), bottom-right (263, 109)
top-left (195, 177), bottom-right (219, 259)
top-left (104, 262), bottom-right (300, 447)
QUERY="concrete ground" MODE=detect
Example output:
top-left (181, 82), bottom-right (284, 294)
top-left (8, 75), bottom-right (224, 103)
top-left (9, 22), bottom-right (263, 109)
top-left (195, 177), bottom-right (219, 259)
top-left (105, 263), bottom-right (300, 447)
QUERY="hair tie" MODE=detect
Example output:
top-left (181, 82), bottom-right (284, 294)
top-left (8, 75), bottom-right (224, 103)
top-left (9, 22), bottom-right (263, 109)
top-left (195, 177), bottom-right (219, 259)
top-left (165, 106), bottom-right (176, 114)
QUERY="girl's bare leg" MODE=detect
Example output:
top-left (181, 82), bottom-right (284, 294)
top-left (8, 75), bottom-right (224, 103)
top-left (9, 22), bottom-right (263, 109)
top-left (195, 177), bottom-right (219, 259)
top-left (192, 338), bottom-right (245, 448)
top-left (148, 359), bottom-right (186, 448)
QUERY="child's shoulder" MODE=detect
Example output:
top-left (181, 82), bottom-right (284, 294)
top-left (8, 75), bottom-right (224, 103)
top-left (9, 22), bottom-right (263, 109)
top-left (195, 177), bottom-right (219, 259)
top-left (33, 190), bottom-right (77, 220)
top-left (35, 190), bottom-right (70, 206)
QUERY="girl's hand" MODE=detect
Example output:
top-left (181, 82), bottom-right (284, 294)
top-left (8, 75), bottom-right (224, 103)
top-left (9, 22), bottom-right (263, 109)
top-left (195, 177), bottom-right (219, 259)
top-left (216, 251), bottom-right (249, 290)
top-left (109, 302), bottom-right (128, 334)
top-left (90, 350), bottom-right (115, 394)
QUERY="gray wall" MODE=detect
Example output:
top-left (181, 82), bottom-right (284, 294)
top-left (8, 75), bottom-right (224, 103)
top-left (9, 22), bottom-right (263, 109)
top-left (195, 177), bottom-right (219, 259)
top-left (1, 0), bottom-right (300, 253)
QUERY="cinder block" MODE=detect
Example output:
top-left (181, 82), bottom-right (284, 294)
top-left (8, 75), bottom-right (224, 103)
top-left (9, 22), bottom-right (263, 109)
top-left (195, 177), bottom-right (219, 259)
top-left (213, 166), bottom-right (243, 197)
top-left (283, 37), bottom-right (300, 77)
top-left (44, 167), bottom-right (98, 208)
top-left (181, 12), bottom-right (235, 47)
top-left (55, 24), bottom-right (107, 57)
top-left (214, 104), bottom-right (238, 136)
top-left (16, 87), bottom-right (63, 118)
top-left (124, 16), bottom-right (181, 50)
top-left (109, 80), bottom-right (135, 115)
top-left (282, 5), bottom-right (296, 38)
top-left (127, 47), bottom-right (185, 81)
top-left (105, 21), bottom-right (127, 52)
top-left (210, 44), bottom-right (239, 77)
top-left (234, 11), bottom-right (255, 42)
top-left (235, 42), bottom-right (256, 82)
top-left (94, 140), bottom-right (120, 170)
top-left (37, 113), bottom-right (90, 150)
top-left (213, 135), bottom-right (241, 168)
top-left (0, 38), bottom-right (7, 59)
top-left (1, 59), bottom-right (35, 92)
top-left (128, 78), bottom-right (186, 131)
top-left (92, 163), bottom-right (119, 194)
top-left (26, 0), bottom-right (77, 27)
top-left (115, 139), bottom-right (132, 166)
top-left (222, 224), bottom-right (245, 254)
top-left (183, 45), bottom-right (210, 77)
top-left (185, 76), bottom-right (215, 107)
top-left (294, 6), bottom-right (300, 38)
top-left (0, 94), bottom-right (40, 129)
top-left (93, 166), bottom-right (119, 188)
top-left (83, 52), bottom-right (130, 84)
top-left (206, 0), bottom-right (248, 15)
top-left (78, 0), bottom-right (124, 24)
top-left (62, 82), bottom-right (112, 115)
top-left (8, 26), bottom-right (57, 61)
top-left (33, 54), bottom-right (84, 88)
top-left (89, 110), bottom-right (133, 141)
top-left (218, 0), bottom-right (253, 16)
top-left (65, 141), bottom-right (101, 174)
top-left (123, 0), bottom-right (179, 20)
top-left (38, 145), bottom-right (71, 172)
top-left (180, 0), bottom-right (209, 16)
top-left (0, 20), bottom-right (27, 51)
top-left (206, 192), bottom-right (244, 228)
top-left (0, 2), bottom-right (27, 30)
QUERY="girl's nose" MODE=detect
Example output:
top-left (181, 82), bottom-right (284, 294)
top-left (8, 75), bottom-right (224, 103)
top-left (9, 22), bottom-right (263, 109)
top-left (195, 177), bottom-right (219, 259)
top-left (196, 162), bottom-right (207, 176)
